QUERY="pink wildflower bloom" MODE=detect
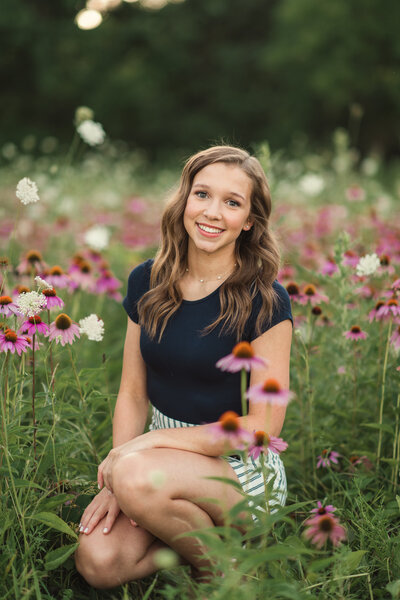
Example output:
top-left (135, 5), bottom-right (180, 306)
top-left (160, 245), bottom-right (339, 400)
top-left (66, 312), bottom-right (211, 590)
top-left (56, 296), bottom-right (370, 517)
top-left (278, 265), bottom-right (295, 280)
top-left (45, 266), bottom-right (71, 289)
top-left (16, 250), bottom-right (47, 276)
top-left (0, 328), bottom-right (29, 355)
top-left (0, 295), bottom-right (20, 317)
top-left (285, 282), bottom-right (307, 305)
top-left (368, 300), bottom-right (386, 322)
top-left (24, 334), bottom-right (43, 351)
top-left (247, 430), bottom-right (288, 459)
top-left (310, 501), bottom-right (336, 516)
top-left (342, 250), bottom-right (360, 268)
top-left (390, 325), bottom-right (400, 351)
top-left (337, 366), bottom-right (346, 375)
top-left (208, 411), bottom-right (252, 446)
top-left (320, 259), bottom-right (338, 277)
top-left (377, 299), bottom-right (400, 320)
top-left (349, 455), bottom-right (374, 470)
top-left (128, 197), bottom-right (147, 214)
top-left (247, 378), bottom-right (294, 406)
top-left (46, 313), bottom-right (80, 346)
top-left (344, 325), bottom-right (368, 341)
top-left (95, 270), bottom-right (122, 294)
top-left (41, 287), bottom-right (64, 310)
top-left (216, 341), bottom-right (268, 373)
top-left (68, 261), bottom-right (96, 291)
top-left (304, 513), bottom-right (346, 549)
top-left (345, 185), bottom-right (365, 202)
top-left (302, 284), bottom-right (329, 306)
top-left (316, 449), bottom-right (340, 468)
top-left (20, 316), bottom-right (49, 336)
top-left (392, 278), bottom-right (400, 292)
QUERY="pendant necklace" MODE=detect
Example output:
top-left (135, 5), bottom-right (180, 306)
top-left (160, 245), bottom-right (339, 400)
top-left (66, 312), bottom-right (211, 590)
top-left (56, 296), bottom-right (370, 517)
top-left (185, 263), bottom-right (237, 283)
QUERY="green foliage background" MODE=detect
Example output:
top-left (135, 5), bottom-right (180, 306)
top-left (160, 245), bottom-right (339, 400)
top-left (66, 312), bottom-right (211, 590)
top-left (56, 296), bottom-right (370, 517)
top-left (1, 0), bottom-right (399, 160)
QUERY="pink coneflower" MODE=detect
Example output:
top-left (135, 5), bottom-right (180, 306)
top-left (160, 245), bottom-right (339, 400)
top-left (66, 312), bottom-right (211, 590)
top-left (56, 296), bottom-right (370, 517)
top-left (20, 316), bottom-right (49, 336)
top-left (368, 300), bottom-right (386, 322)
top-left (246, 430), bottom-right (288, 459)
top-left (303, 513), bottom-right (346, 549)
top-left (310, 501), bottom-right (336, 516)
top-left (45, 265), bottom-right (70, 289)
top-left (24, 334), bottom-right (43, 351)
top-left (46, 313), bottom-right (80, 346)
top-left (302, 284), bottom-right (329, 306)
top-left (16, 250), bottom-right (47, 276)
top-left (216, 341), bottom-right (268, 373)
top-left (95, 270), bottom-right (122, 294)
top-left (390, 325), bottom-right (400, 351)
top-left (41, 287), bottom-right (64, 310)
top-left (0, 295), bottom-right (20, 317)
top-left (285, 282), bottom-right (307, 305)
top-left (320, 259), bottom-right (338, 277)
top-left (68, 260), bottom-right (95, 291)
top-left (344, 325), bottom-right (368, 341)
top-left (208, 411), bottom-right (251, 445)
top-left (247, 378), bottom-right (294, 406)
top-left (0, 328), bottom-right (29, 355)
top-left (392, 278), bottom-right (400, 293)
top-left (377, 299), bottom-right (400, 320)
top-left (316, 449), bottom-right (340, 468)
top-left (349, 455), bottom-right (374, 471)
top-left (345, 185), bottom-right (365, 202)
top-left (342, 250), bottom-right (360, 268)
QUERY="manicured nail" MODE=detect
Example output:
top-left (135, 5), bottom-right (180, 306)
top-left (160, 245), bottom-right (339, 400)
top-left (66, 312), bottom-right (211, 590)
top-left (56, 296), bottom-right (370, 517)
top-left (84, 527), bottom-right (89, 533)
top-left (103, 527), bottom-right (108, 534)
top-left (79, 522), bottom-right (82, 528)
top-left (79, 526), bottom-right (84, 532)
top-left (98, 483), bottom-right (100, 489)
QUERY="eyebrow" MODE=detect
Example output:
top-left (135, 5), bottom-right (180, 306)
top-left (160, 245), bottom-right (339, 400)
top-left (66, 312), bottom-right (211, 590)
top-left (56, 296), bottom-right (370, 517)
top-left (192, 183), bottom-right (246, 202)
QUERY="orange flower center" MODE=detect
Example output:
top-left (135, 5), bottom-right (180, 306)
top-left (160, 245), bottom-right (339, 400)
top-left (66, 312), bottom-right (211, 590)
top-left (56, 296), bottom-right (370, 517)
top-left (350, 325), bottom-right (361, 334)
top-left (286, 282), bottom-right (300, 295)
top-left (375, 301), bottom-right (384, 310)
top-left (28, 316), bottom-right (42, 324)
top-left (254, 430), bottom-right (269, 446)
top-left (5, 329), bottom-right (17, 342)
top-left (379, 254), bottom-right (390, 266)
top-left (219, 411), bottom-right (239, 432)
top-left (312, 306), bottom-right (322, 316)
top-left (26, 250), bottom-right (42, 263)
top-left (388, 299), bottom-right (398, 307)
top-left (80, 261), bottom-right (91, 274)
top-left (17, 285), bottom-right (30, 294)
top-left (50, 265), bottom-right (63, 275)
top-left (43, 288), bottom-right (56, 297)
top-left (0, 256), bottom-right (9, 267)
top-left (304, 284), bottom-right (316, 296)
top-left (317, 506), bottom-right (327, 515)
top-left (0, 296), bottom-right (12, 306)
top-left (318, 515), bottom-right (334, 533)
top-left (232, 341), bottom-right (254, 359)
top-left (262, 378), bottom-right (281, 393)
top-left (55, 313), bottom-right (72, 330)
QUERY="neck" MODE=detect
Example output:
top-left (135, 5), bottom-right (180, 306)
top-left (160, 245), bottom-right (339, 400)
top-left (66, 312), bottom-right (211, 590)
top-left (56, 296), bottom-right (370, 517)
top-left (186, 249), bottom-right (237, 282)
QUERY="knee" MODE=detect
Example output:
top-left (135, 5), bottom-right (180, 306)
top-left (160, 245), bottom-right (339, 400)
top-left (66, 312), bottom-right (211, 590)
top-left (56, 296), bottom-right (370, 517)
top-left (75, 536), bottom-right (122, 589)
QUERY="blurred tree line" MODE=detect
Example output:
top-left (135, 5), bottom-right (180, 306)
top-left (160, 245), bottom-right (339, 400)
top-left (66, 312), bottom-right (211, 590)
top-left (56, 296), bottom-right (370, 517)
top-left (1, 0), bottom-right (399, 160)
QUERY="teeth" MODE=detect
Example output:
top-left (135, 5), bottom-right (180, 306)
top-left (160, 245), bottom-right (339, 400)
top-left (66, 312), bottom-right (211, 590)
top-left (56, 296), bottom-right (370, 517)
top-left (198, 224), bottom-right (223, 233)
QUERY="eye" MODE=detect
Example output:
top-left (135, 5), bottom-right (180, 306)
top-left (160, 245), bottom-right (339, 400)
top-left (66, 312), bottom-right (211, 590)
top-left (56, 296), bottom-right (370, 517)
top-left (226, 199), bottom-right (240, 207)
top-left (195, 191), bottom-right (208, 199)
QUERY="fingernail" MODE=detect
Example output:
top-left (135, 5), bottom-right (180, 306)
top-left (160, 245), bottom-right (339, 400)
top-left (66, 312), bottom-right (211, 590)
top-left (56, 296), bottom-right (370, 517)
top-left (84, 527), bottom-right (89, 533)
top-left (103, 527), bottom-right (108, 534)
top-left (79, 526), bottom-right (84, 532)
top-left (79, 522), bottom-right (82, 528)
top-left (98, 483), bottom-right (100, 489)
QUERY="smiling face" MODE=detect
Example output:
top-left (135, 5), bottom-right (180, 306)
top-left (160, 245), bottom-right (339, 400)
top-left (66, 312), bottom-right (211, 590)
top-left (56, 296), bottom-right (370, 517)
top-left (183, 162), bottom-right (253, 260)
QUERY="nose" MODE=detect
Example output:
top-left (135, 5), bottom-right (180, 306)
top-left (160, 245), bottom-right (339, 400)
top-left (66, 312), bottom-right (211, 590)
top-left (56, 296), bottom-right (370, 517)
top-left (203, 198), bottom-right (222, 221)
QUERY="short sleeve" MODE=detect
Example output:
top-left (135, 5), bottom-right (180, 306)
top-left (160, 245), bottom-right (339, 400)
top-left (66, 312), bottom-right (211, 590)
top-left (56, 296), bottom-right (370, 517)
top-left (246, 280), bottom-right (293, 341)
top-left (122, 259), bottom-right (153, 323)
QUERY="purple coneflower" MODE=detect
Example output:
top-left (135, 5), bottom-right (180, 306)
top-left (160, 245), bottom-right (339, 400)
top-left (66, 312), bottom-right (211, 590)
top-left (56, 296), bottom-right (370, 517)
top-left (95, 269), bottom-right (122, 294)
top-left (310, 501), bottom-right (336, 516)
top-left (216, 341), bottom-right (268, 373)
top-left (247, 430), bottom-right (288, 459)
top-left (302, 284), bottom-right (329, 306)
top-left (24, 335), bottom-right (43, 351)
top-left (0, 328), bottom-right (29, 355)
top-left (208, 411), bottom-right (251, 445)
top-left (344, 325), bottom-right (368, 341)
top-left (41, 287), bottom-right (64, 310)
top-left (303, 513), bottom-right (346, 549)
top-left (368, 300), bottom-right (386, 322)
top-left (45, 265), bottom-right (70, 289)
top-left (342, 250), bottom-right (360, 268)
top-left (0, 295), bottom-right (20, 317)
top-left (16, 249), bottom-right (47, 276)
top-left (46, 313), bottom-right (80, 346)
top-left (349, 455), bottom-right (374, 470)
top-left (316, 449), bottom-right (340, 469)
top-left (247, 378), bottom-right (294, 406)
top-left (68, 260), bottom-right (95, 291)
top-left (377, 299), bottom-right (400, 320)
top-left (285, 282), bottom-right (307, 305)
top-left (20, 316), bottom-right (49, 336)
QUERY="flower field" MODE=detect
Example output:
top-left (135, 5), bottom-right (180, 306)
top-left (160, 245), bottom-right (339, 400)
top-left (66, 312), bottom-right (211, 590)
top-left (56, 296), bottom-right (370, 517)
top-left (1, 128), bottom-right (400, 599)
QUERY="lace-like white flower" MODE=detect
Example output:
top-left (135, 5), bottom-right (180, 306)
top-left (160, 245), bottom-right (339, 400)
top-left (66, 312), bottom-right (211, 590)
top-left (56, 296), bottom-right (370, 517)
top-left (356, 253), bottom-right (381, 277)
top-left (77, 120), bottom-right (105, 146)
top-left (299, 174), bottom-right (325, 197)
top-left (35, 275), bottom-right (52, 290)
top-left (79, 314), bottom-right (104, 341)
top-left (84, 225), bottom-right (110, 250)
top-left (16, 291), bottom-right (47, 317)
top-left (16, 177), bottom-right (40, 205)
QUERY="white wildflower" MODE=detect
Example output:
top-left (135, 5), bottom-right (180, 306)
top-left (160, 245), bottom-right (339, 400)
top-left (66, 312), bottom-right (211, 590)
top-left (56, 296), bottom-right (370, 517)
top-left (356, 253), bottom-right (381, 277)
top-left (299, 174), bottom-right (325, 197)
top-left (16, 291), bottom-right (47, 317)
top-left (35, 275), bottom-right (52, 290)
top-left (84, 225), bottom-right (110, 251)
top-left (77, 120), bottom-right (105, 146)
top-left (79, 314), bottom-right (104, 341)
top-left (16, 177), bottom-right (40, 205)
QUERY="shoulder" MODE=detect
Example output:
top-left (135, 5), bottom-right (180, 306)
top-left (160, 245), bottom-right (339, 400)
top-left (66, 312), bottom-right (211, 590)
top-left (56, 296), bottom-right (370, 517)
top-left (246, 279), bottom-right (293, 340)
top-left (126, 258), bottom-right (154, 290)
top-left (272, 280), bottom-right (292, 311)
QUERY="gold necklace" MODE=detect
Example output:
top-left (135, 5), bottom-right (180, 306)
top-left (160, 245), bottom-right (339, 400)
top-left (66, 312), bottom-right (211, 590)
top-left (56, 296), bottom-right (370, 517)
top-left (185, 263), bottom-right (237, 283)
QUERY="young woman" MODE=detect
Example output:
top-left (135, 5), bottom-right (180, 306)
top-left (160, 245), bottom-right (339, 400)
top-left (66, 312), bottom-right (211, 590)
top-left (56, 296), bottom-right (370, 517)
top-left (75, 145), bottom-right (293, 588)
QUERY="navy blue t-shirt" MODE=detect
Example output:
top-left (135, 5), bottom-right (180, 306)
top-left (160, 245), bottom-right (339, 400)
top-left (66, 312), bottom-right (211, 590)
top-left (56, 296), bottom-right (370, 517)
top-left (122, 259), bottom-right (293, 424)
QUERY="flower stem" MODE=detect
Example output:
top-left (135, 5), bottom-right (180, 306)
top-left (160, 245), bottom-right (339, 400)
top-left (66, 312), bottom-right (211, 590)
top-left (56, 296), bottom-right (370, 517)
top-left (240, 368), bottom-right (248, 418)
top-left (351, 348), bottom-right (358, 436)
top-left (392, 392), bottom-right (400, 490)
top-left (32, 333), bottom-right (37, 462)
top-left (47, 308), bottom-right (55, 391)
top-left (377, 319), bottom-right (393, 467)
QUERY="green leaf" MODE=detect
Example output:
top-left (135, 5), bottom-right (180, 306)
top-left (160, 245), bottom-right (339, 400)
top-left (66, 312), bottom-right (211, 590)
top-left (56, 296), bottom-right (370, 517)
top-left (341, 550), bottom-right (367, 573)
top-left (362, 423), bottom-right (394, 434)
top-left (44, 543), bottom-right (79, 570)
top-left (37, 494), bottom-right (75, 511)
top-left (396, 496), bottom-right (400, 513)
top-left (308, 556), bottom-right (336, 573)
top-left (29, 512), bottom-right (78, 539)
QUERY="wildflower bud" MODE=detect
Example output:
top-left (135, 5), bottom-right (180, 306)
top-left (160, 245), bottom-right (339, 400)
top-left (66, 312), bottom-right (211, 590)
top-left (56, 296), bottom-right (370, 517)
top-left (74, 106), bottom-right (94, 126)
top-left (312, 306), bottom-right (322, 316)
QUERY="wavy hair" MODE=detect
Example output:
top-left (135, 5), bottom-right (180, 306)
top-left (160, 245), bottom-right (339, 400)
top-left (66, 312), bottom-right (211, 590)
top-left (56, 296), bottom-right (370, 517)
top-left (137, 145), bottom-right (281, 341)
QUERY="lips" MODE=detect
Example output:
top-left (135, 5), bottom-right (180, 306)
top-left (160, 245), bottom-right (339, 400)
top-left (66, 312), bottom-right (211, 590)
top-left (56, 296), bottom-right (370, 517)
top-left (196, 222), bottom-right (225, 235)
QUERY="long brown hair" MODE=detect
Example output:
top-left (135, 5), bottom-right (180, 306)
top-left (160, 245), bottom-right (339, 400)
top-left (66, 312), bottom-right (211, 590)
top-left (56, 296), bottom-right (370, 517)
top-left (137, 145), bottom-right (281, 341)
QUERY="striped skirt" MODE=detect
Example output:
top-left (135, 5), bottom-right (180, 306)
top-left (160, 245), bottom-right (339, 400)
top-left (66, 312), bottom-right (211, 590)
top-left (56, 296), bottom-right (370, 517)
top-left (149, 406), bottom-right (287, 520)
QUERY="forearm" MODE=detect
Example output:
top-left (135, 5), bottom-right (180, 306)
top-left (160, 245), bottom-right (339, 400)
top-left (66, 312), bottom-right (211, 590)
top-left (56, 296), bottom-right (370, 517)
top-left (112, 392), bottom-right (149, 447)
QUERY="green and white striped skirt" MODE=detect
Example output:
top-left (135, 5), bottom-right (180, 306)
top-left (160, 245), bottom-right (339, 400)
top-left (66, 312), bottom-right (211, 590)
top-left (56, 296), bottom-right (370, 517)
top-left (149, 406), bottom-right (287, 520)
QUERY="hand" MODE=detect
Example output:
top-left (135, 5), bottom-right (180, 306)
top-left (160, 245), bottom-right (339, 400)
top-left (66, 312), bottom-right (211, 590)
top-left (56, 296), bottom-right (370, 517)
top-left (79, 487), bottom-right (121, 535)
